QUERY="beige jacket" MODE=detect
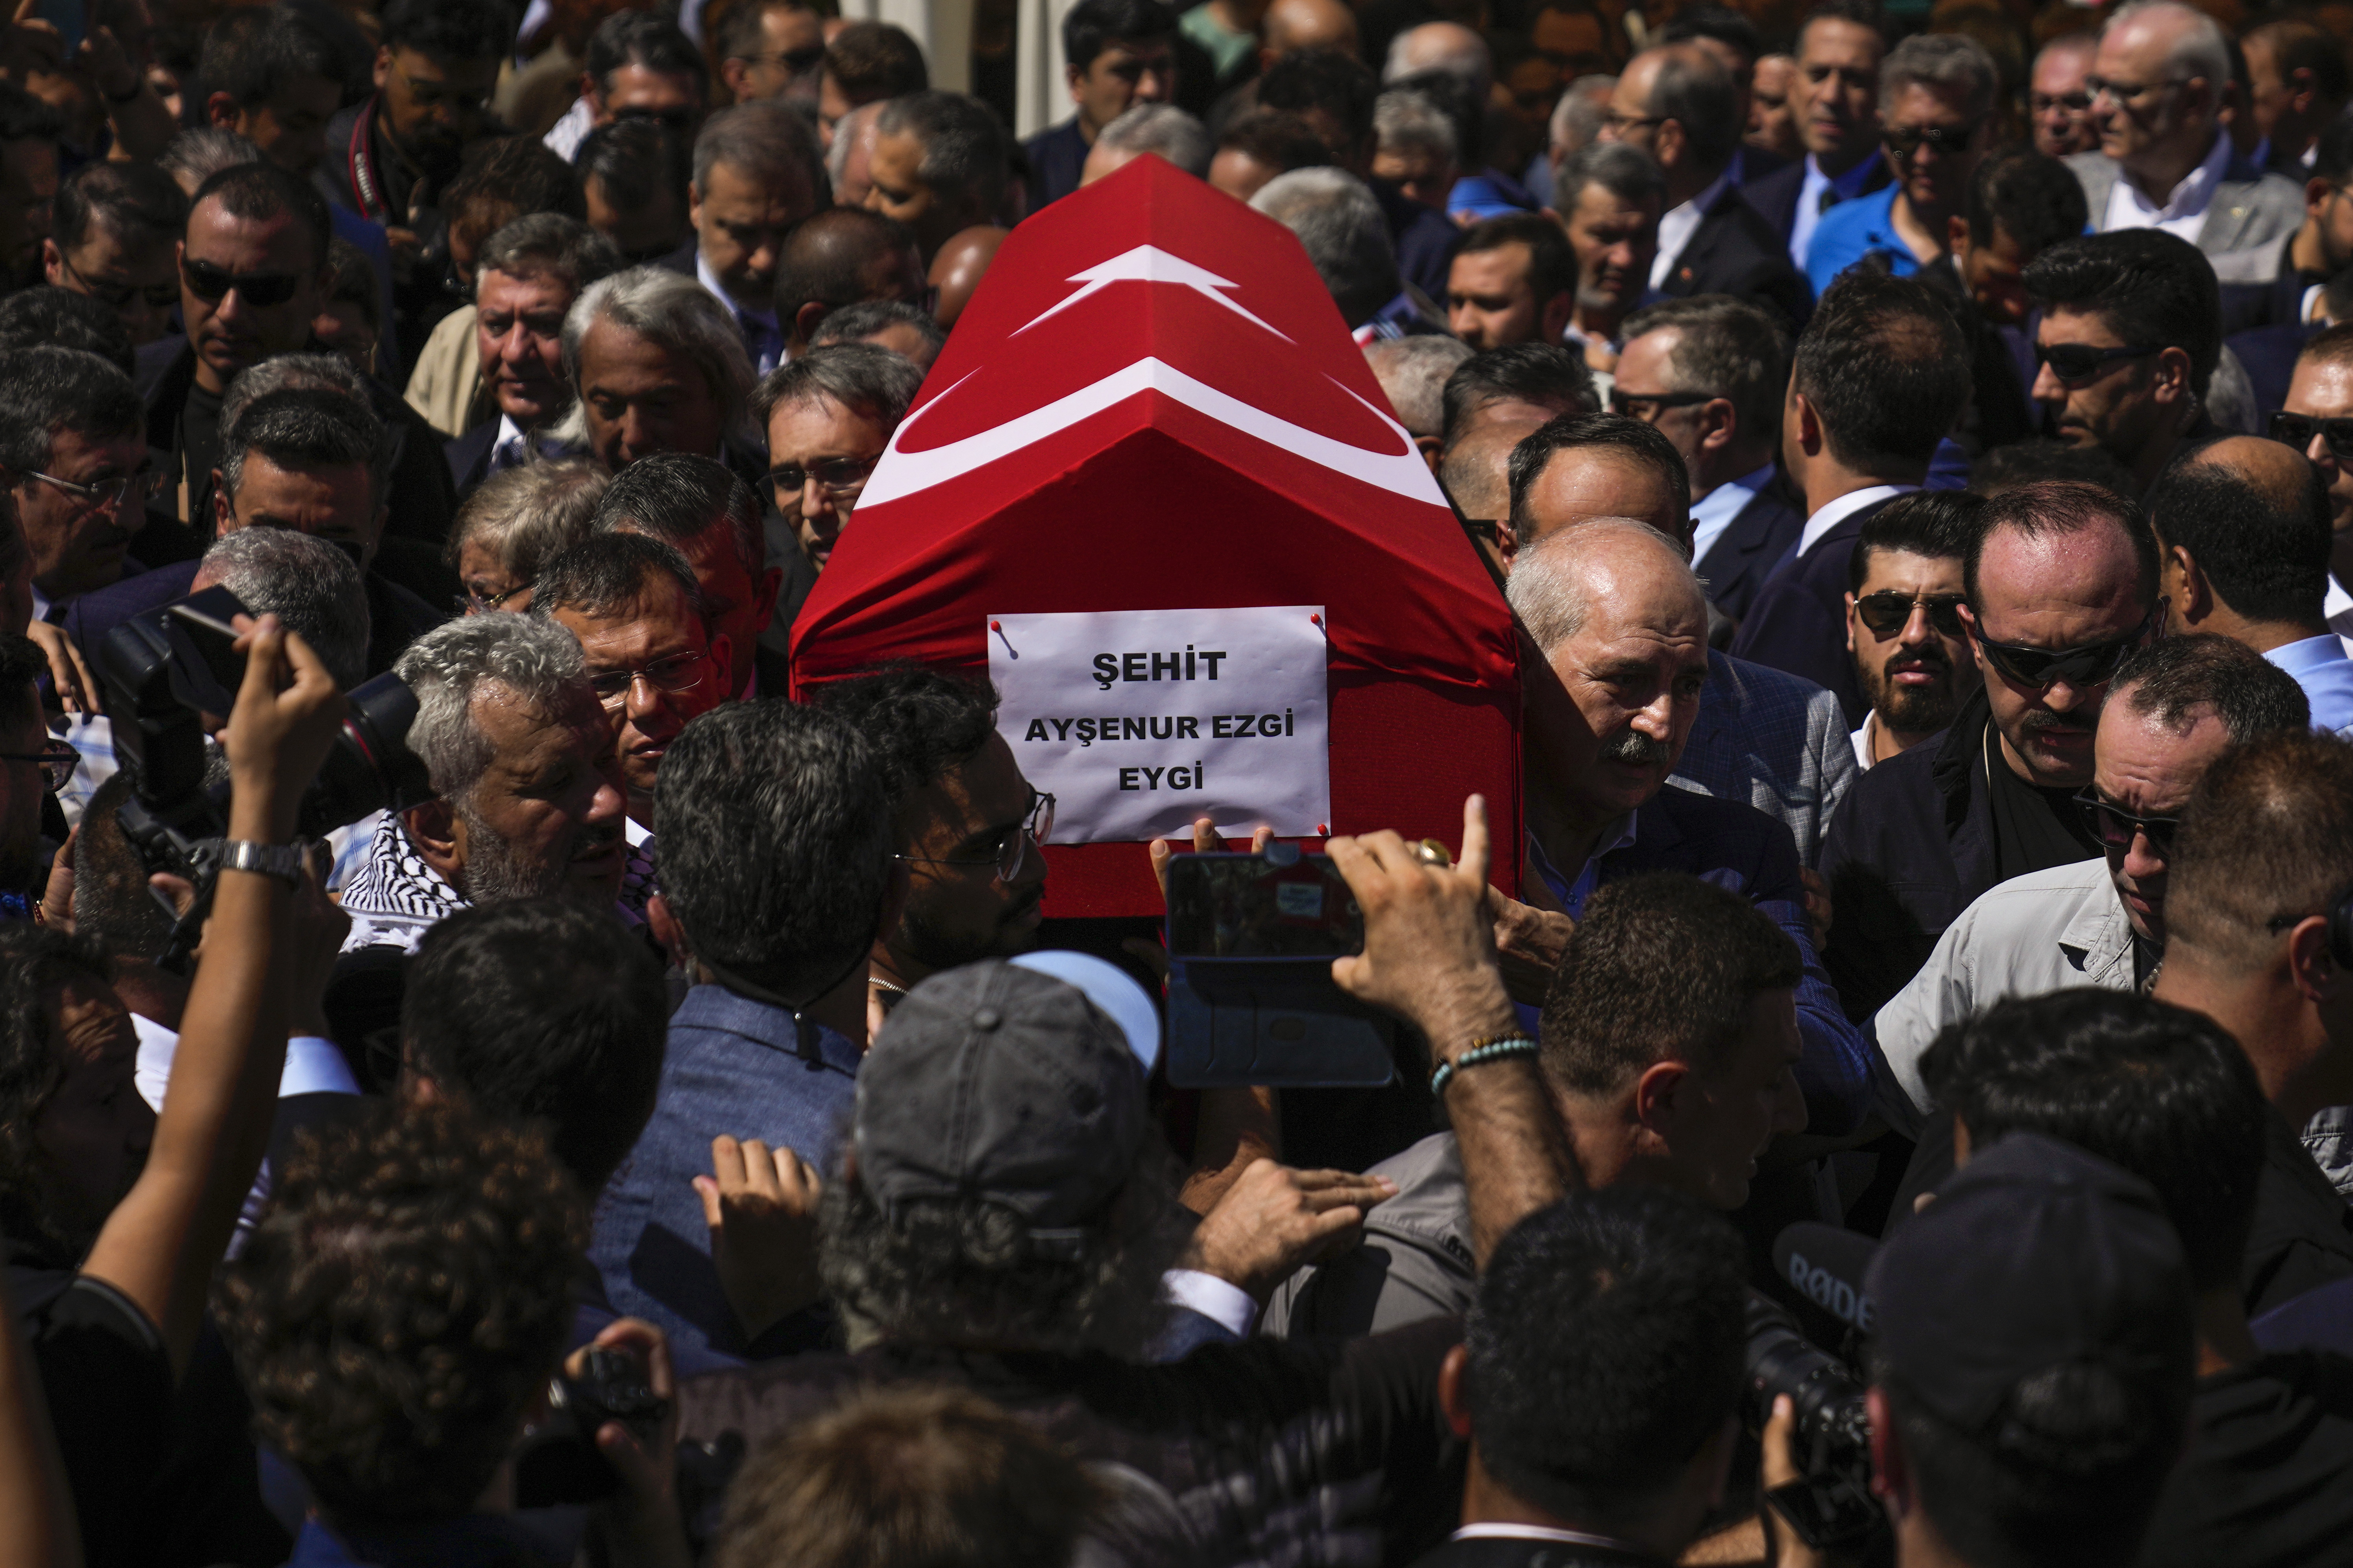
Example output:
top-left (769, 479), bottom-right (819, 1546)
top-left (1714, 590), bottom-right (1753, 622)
top-left (404, 305), bottom-right (492, 439)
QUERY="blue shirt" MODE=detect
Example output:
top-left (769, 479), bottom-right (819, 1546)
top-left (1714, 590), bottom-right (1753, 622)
top-left (589, 984), bottom-right (860, 1365)
top-left (1805, 183), bottom-right (1914, 297)
top-left (2268, 633), bottom-right (2353, 736)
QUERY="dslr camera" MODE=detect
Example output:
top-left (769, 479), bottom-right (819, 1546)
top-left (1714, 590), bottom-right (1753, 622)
top-left (1745, 1291), bottom-right (1881, 1551)
top-left (96, 585), bottom-right (434, 966)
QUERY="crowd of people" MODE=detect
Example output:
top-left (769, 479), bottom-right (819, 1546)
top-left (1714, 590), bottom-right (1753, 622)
top-left (0, 0), bottom-right (2350, 1564)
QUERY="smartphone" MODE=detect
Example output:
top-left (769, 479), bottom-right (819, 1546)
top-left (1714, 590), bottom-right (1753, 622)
top-left (1165, 851), bottom-right (1363, 960)
top-left (163, 586), bottom-right (251, 717)
top-left (35, 0), bottom-right (84, 55)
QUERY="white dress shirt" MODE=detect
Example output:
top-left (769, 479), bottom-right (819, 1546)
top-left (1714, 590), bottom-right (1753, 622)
top-left (1689, 460), bottom-right (1776, 567)
top-left (1790, 154), bottom-right (1882, 270)
top-left (1650, 171), bottom-right (1731, 292)
top-left (1850, 711), bottom-right (1879, 772)
top-left (2102, 128), bottom-right (2234, 244)
top-left (1797, 482), bottom-right (1918, 558)
top-left (2326, 575), bottom-right (2353, 661)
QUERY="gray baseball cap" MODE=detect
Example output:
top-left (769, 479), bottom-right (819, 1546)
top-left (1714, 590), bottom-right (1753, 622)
top-left (854, 959), bottom-right (1151, 1254)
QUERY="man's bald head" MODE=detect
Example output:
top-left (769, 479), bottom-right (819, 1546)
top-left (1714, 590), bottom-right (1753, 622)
top-left (2148, 436), bottom-right (2335, 633)
top-left (1386, 21), bottom-right (1491, 95)
top-left (926, 225), bottom-right (1006, 328)
top-left (776, 207), bottom-right (927, 350)
top-left (1265, 0), bottom-right (1358, 59)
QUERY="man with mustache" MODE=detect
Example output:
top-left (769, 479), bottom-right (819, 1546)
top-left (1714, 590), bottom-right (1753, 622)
top-left (1843, 491), bottom-right (1985, 769)
top-left (445, 215), bottom-right (624, 495)
top-left (817, 666), bottom-right (1053, 1031)
top-left (1817, 478), bottom-right (2157, 1021)
top-left (338, 613), bottom-right (629, 954)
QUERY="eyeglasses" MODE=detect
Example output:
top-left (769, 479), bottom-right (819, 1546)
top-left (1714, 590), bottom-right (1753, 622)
top-left (765, 454), bottom-right (879, 506)
top-left (2270, 410), bottom-right (2353, 462)
top-left (1883, 120), bottom-right (1980, 158)
top-left (461, 580), bottom-right (530, 613)
top-left (1600, 110), bottom-right (1663, 135)
top-left (2072, 789), bottom-right (2179, 857)
top-left (22, 467), bottom-right (165, 511)
top-left (0, 739), bottom-right (79, 793)
top-left (181, 257), bottom-right (303, 307)
top-left (2085, 75), bottom-right (2191, 104)
top-left (2030, 90), bottom-right (2092, 114)
top-left (56, 251), bottom-right (179, 311)
top-left (1970, 605), bottom-right (2156, 690)
top-left (611, 105), bottom-right (699, 133)
top-left (586, 648), bottom-right (713, 711)
top-left (1854, 591), bottom-right (1967, 639)
top-left (1606, 388), bottom-right (1713, 421)
top-left (2034, 341), bottom-right (2161, 386)
top-left (897, 789), bottom-right (1055, 883)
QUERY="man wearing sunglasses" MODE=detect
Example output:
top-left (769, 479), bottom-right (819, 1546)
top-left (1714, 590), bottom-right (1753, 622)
top-left (2280, 327), bottom-right (2353, 640)
top-left (1843, 491), bottom-right (1983, 770)
top-left (715, 0), bottom-right (827, 111)
top-left (818, 667), bottom-right (1054, 1028)
top-left (1804, 33), bottom-right (1995, 296)
top-left (2148, 435), bottom-right (2353, 735)
top-left (542, 11), bottom-right (708, 165)
top-left (1819, 479), bottom-right (2156, 1021)
top-left (41, 161), bottom-right (183, 349)
top-left (1870, 636), bottom-right (2307, 1134)
top-left (2067, 2), bottom-right (2301, 268)
top-left (2024, 229), bottom-right (2219, 499)
top-left (1026, 0), bottom-right (1181, 212)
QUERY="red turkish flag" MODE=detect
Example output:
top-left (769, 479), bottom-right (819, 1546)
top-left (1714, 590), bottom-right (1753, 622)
top-left (790, 154), bottom-right (1521, 915)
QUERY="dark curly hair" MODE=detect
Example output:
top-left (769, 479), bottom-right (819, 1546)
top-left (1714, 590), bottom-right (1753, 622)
top-left (0, 924), bottom-right (120, 1265)
top-left (215, 1104), bottom-right (588, 1526)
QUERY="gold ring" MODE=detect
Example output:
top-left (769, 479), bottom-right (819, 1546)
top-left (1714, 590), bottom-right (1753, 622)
top-left (1414, 838), bottom-right (1452, 867)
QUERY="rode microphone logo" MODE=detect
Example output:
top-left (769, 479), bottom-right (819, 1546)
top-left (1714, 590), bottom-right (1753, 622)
top-left (1786, 1250), bottom-right (1875, 1332)
top-left (858, 244), bottom-right (1449, 513)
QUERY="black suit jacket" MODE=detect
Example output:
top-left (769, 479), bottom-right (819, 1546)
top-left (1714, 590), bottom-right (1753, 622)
top-left (1695, 481), bottom-right (1804, 629)
top-left (1657, 184), bottom-right (1813, 332)
top-left (1725, 492), bottom-right (1908, 727)
top-left (1741, 155), bottom-right (1893, 247)
top-left (446, 418), bottom-right (498, 496)
top-left (656, 241), bottom-right (698, 279)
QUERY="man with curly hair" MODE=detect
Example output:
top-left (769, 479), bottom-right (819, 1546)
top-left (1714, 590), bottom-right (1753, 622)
top-left (218, 1104), bottom-right (688, 1566)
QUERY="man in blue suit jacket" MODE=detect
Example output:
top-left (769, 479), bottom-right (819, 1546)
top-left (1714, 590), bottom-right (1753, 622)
top-left (1615, 296), bottom-right (1804, 633)
top-left (1730, 270), bottom-right (1974, 725)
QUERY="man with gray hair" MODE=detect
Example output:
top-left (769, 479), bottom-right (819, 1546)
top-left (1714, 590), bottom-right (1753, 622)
top-left (866, 92), bottom-right (1008, 267)
top-left (1370, 90), bottom-right (1456, 214)
top-left (445, 214), bottom-right (625, 493)
top-left (1806, 33), bottom-right (2000, 294)
top-left (1599, 43), bottom-right (1809, 329)
top-left (1365, 334), bottom-right (1472, 464)
top-left (562, 265), bottom-right (760, 475)
top-left (667, 102), bottom-right (826, 377)
top-left (2072, 0), bottom-right (2303, 270)
top-left (338, 613), bottom-right (628, 953)
top-left (1080, 103), bottom-right (1213, 185)
top-left (755, 343), bottom-right (924, 585)
top-left (1250, 168), bottom-right (1427, 337)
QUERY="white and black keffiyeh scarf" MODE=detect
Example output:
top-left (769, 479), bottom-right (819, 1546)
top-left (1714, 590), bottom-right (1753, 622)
top-left (338, 814), bottom-right (468, 953)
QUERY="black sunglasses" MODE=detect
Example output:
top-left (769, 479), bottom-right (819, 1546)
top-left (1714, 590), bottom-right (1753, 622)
top-left (1607, 388), bottom-right (1713, 419)
top-left (1855, 591), bottom-right (1967, 639)
top-left (2034, 341), bottom-right (2161, 385)
top-left (181, 257), bottom-right (302, 307)
top-left (2270, 410), bottom-right (2353, 462)
top-left (2072, 789), bottom-right (2179, 857)
top-left (1972, 606), bottom-right (2156, 690)
top-left (1883, 120), bottom-right (1979, 157)
top-left (612, 105), bottom-right (698, 133)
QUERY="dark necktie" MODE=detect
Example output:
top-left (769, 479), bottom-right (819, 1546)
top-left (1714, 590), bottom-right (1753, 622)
top-left (1819, 186), bottom-right (1841, 215)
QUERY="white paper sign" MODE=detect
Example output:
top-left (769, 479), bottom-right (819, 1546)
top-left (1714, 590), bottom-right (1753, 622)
top-left (989, 606), bottom-right (1332, 843)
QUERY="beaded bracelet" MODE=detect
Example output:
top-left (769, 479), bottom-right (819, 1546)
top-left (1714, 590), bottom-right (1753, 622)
top-left (1428, 1034), bottom-right (1539, 1098)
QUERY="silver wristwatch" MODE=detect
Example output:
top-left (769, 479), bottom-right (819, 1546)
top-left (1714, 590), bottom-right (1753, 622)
top-left (214, 840), bottom-right (306, 888)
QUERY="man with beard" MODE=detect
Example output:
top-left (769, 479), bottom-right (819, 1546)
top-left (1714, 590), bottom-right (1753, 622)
top-left (316, 0), bottom-right (511, 362)
top-left (1843, 491), bottom-right (1986, 769)
top-left (1818, 478), bottom-right (2157, 1021)
top-left (337, 613), bottom-right (628, 954)
top-left (816, 667), bottom-right (1051, 1029)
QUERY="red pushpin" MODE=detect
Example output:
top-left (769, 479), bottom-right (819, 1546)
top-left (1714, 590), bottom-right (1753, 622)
top-left (1309, 612), bottom-right (1322, 626)
top-left (1316, 822), bottom-right (1329, 836)
top-left (989, 619), bottom-right (1001, 631)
